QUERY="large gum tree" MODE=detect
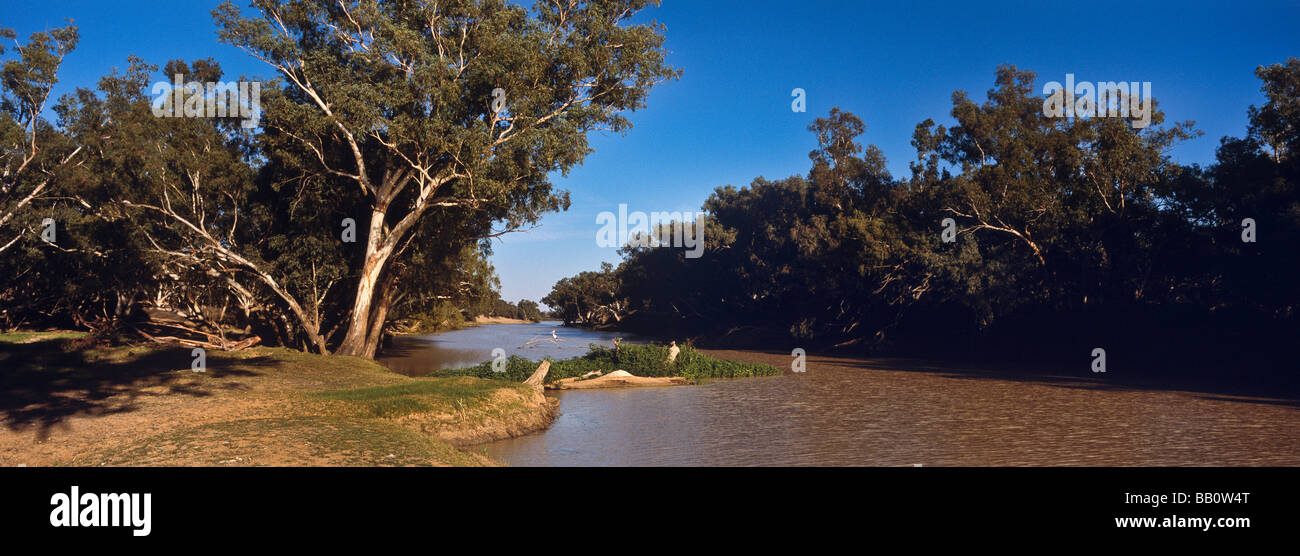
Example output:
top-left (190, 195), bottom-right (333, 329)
top-left (0, 24), bottom-right (80, 256)
top-left (213, 0), bottom-right (677, 357)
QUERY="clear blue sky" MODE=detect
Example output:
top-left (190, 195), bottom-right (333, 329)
top-left (6, 0), bottom-right (1298, 307)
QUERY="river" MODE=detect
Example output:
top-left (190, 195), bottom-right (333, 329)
top-left (378, 321), bottom-right (644, 376)
top-left (380, 322), bottom-right (1300, 466)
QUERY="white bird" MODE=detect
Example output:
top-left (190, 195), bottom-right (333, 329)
top-left (550, 330), bottom-right (558, 340)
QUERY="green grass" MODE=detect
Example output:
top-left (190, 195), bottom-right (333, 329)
top-left (430, 343), bottom-right (782, 383)
top-left (0, 330), bottom-right (87, 344)
top-left (311, 377), bottom-right (512, 419)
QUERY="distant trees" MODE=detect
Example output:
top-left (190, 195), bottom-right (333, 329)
top-left (516, 299), bottom-right (542, 322)
top-left (542, 262), bottom-right (626, 326)
top-left (548, 62), bottom-right (1300, 373)
top-left (481, 297), bottom-right (542, 322)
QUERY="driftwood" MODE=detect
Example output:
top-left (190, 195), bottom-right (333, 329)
top-left (134, 326), bottom-right (262, 352)
top-left (523, 360), bottom-right (551, 391)
top-left (131, 308), bottom-right (264, 352)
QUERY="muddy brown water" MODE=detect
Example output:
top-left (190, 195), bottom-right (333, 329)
top-left (382, 325), bottom-right (1300, 466)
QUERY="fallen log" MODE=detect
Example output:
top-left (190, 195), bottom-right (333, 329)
top-left (134, 326), bottom-right (262, 352)
top-left (549, 372), bottom-right (690, 390)
top-left (523, 360), bottom-right (551, 391)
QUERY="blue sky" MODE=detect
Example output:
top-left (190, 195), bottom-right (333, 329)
top-left (6, 0), bottom-right (1299, 306)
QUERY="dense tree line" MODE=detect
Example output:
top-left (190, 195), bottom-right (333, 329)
top-left (549, 62), bottom-right (1300, 376)
top-left (482, 297), bottom-right (543, 322)
top-left (0, 0), bottom-right (675, 357)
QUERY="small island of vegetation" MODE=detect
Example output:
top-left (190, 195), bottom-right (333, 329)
top-left (431, 342), bottom-right (783, 386)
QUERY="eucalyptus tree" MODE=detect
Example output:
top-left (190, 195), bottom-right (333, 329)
top-left (0, 24), bottom-right (87, 330)
top-left (912, 65), bottom-right (1198, 316)
top-left (53, 57), bottom-right (288, 341)
top-left (0, 23), bottom-right (80, 255)
top-left (213, 0), bottom-right (677, 357)
top-left (1198, 58), bottom-right (1300, 316)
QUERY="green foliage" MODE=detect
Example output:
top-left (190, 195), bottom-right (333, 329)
top-left (430, 343), bottom-right (782, 383)
top-left (402, 300), bottom-right (473, 333)
top-left (0, 1), bottom-right (676, 357)
top-left (0, 22), bottom-right (83, 330)
top-left (211, 0), bottom-right (678, 356)
top-left (516, 300), bottom-right (543, 322)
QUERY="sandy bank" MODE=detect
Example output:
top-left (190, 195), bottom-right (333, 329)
top-left (473, 316), bottom-right (535, 324)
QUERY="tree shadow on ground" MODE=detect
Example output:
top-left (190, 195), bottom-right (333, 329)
top-left (0, 338), bottom-right (274, 438)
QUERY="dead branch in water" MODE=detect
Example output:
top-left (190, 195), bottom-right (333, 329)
top-left (518, 338), bottom-right (563, 349)
top-left (523, 360), bottom-right (551, 391)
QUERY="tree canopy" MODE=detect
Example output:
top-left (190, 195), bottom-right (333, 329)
top-left (0, 1), bottom-right (676, 356)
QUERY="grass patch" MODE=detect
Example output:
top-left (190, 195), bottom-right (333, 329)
top-left (311, 377), bottom-right (509, 419)
top-left (430, 343), bottom-right (782, 383)
top-left (0, 330), bottom-right (87, 344)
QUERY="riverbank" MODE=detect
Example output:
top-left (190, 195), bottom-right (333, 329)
top-left (472, 316), bottom-right (536, 325)
top-left (0, 331), bottom-right (556, 466)
top-left (390, 315), bottom-right (541, 337)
